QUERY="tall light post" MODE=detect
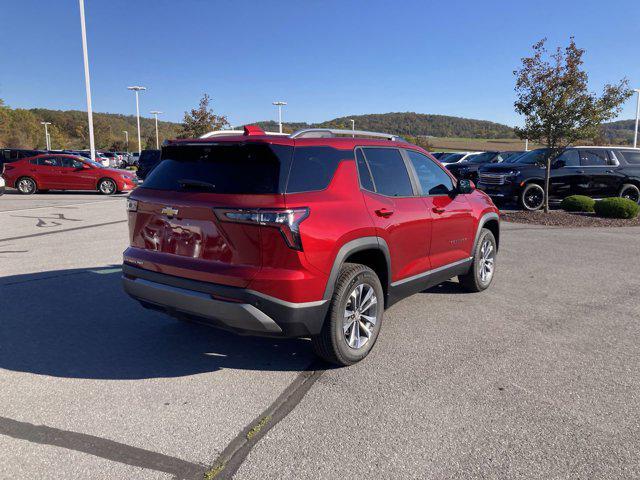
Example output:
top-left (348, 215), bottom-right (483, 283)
top-left (40, 122), bottom-right (51, 150)
top-left (150, 110), bottom-right (163, 149)
top-left (350, 119), bottom-right (355, 137)
top-left (272, 101), bottom-right (287, 134)
top-left (123, 130), bottom-right (129, 152)
top-left (78, 0), bottom-right (96, 161)
top-left (633, 88), bottom-right (640, 149)
top-left (127, 86), bottom-right (146, 154)
top-left (525, 139), bottom-right (529, 151)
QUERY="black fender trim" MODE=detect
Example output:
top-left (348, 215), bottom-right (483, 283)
top-left (322, 236), bottom-right (391, 303)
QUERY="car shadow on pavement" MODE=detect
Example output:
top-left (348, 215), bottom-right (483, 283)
top-left (422, 280), bottom-right (467, 294)
top-left (0, 267), bottom-right (314, 380)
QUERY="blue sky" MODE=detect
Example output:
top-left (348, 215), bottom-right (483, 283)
top-left (1, 0), bottom-right (639, 127)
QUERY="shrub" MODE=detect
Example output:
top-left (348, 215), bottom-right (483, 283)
top-left (560, 195), bottom-right (595, 212)
top-left (594, 197), bottom-right (640, 219)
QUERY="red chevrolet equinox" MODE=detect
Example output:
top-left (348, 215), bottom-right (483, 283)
top-left (122, 126), bottom-right (499, 365)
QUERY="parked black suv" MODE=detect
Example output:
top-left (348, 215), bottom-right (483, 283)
top-left (1, 148), bottom-right (43, 168)
top-left (135, 149), bottom-right (161, 180)
top-left (446, 151), bottom-right (512, 183)
top-left (477, 147), bottom-right (640, 210)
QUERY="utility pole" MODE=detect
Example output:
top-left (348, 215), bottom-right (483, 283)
top-left (272, 101), bottom-right (287, 134)
top-left (123, 130), bottom-right (129, 152)
top-left (350, 119), bottom-right (355, 137)
top-left (127, 86), bottom-right (146, 154)
top-left (40, 122), bottom-right (51, 150)
top-left (525, 139), bottom-right (529, 151)
top-left (633, 89), bottom-right (640, 149)
top-left (150, 111), bottom-right (163, 149)
top-left (78, 0), bottom-right (96, 161)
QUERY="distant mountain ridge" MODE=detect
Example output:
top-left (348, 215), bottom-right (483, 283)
top-left (255, 112), bottom-right (517, 139)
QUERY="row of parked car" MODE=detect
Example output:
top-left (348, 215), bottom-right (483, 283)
top-left (433, 147), bottom-right (640, 210)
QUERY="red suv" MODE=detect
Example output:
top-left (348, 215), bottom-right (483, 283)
top-left (2, 154), bottom-right (137, 195)
top-left (122, 126), bottom-right (499, 365)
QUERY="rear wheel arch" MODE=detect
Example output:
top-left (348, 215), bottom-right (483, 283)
top-left (323, 237), bottom-right (391, 306)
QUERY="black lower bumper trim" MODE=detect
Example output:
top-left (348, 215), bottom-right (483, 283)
top-left (122, 264), bottom-right (328, 337)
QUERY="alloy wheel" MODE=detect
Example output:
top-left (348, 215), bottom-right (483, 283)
top-left (524, 186), bottom-right (544, 210)
top-left (100, 180), bottom-right (116, 194)
top-left (18, 178), bottom-right (35, 194)
top-left (621, 187), bottom-right (640, 203)
top-left (478, 239), bottom-right (495, 284)
top-left (343, 283), bottom-right (378, 350)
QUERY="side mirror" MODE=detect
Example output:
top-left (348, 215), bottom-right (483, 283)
top-left (456, 179), bottom-right (475, 195)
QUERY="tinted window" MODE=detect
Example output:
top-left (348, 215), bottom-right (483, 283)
top-left (512, 149), bottom-right (551, 164)
top-left (406, 150), bottom-right (454, 195)
top-left (139, 150), bottom-right (161, 166)
top-left (618, 150), bottom-right (640, 165)
top-left (361, 148), bottom-right (413, 197)
top-left (580, 150), bottom-right (610, 166)
top-left (143, 144), bottom-right (292, 194)
top-left (467, 152), bottom-right (499, 164)
top-left (37, 157), bottom-right (61, 167)
top-left (556, 149), bottom-right (580, 167)
top-left (286, 146), bottom-right (344, 193)
top-left (60, 157), bottom-right (85, 168)
top-left (356, 149), bottom-right (375, 191)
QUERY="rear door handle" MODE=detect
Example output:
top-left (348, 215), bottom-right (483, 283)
top-left (375, 208), bottom-right (394, 218)
top-left (432, 207), bottom-right (446, 214)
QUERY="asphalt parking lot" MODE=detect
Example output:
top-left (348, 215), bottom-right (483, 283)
top-left (1, 191), bottom-right (640, 479)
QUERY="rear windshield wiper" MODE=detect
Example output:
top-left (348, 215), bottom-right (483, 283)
top-left (177, 179), bottom-right (217, 191)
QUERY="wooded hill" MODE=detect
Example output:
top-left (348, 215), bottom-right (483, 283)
top-left (0, 103), bottom-right (635, 150)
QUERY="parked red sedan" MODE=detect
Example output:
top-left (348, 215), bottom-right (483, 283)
top-left (1, 154), bottom-right (138, 195)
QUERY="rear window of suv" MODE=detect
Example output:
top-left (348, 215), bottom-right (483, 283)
top-left (143, 144), bottom-right (293, 194)
top-left (142, 143), bottom-right (346, 194)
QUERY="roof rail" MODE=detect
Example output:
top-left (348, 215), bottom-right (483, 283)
top-left (289, 128), bottom-right (405, 142)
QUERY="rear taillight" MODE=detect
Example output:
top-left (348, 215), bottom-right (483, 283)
top-left (214, 207), bottom-right (309, 251)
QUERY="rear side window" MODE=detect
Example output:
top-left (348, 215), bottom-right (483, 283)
top-left (579, 149), bottom-right (611, 166)
top-left (286, 146), bottom-right (344, 193)
top-left (556, 149), bottom-right (580, 167)
top-left (356, 149), bottom-right (375, 191)
top-left (618, 150), bottom-right (640, 165)
top-left (143, 143), bottom-right (293, 194)
top-left (360, 148), bottom-right (413, 197)
top-left (36, 157), bottom-right (61, 167)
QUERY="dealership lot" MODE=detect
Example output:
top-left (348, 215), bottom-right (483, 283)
top-left (1, 192), bottom-right (640, 479)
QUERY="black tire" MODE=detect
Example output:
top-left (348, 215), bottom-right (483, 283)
top-left (16, 176), bottom-right (37, 195)
top-left (98, 178), bottom-right (117, 195)
top-left (519, 183), bottom-right (544, 211)
top-left (458, 228), bottom-right (497, 292)
top-left (311, 263), bottom-right (384, 366)
top-left (619, 184), bottom-right (640, 204)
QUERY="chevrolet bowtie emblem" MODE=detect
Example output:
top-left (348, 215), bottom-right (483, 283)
top-left (161, 207), bottom-right (179, 217)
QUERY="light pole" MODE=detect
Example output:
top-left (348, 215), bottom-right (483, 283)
top-left (78, 0), bottom-right (96, 161)
top-left (272, 101), bottom-right (287, 134)
top-left (350, 119), bottom-right (355, 137)
top-left (40, 122), bottom-right (51, 150)
top-left (633, 89), bottom-right (640, 149)
top-left (123, 130), bottom-right (129, 152)
top-left (150, 111), bottom-right (163, 149)
top-left (127, 86), bottom-right (146, 154)
top-left (525, 139), bottom-right (529, 151)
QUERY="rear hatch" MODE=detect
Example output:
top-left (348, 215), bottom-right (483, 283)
top-left (126, 141), bottom-right (293, 288)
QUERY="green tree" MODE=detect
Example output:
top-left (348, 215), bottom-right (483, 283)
top-left (179, 93), bottom-right (229, 138)
top-left (513, 37), bottom-right (632, 212)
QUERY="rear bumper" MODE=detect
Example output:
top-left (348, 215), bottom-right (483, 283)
top-left (122, 264), bottom-right (328, 337)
